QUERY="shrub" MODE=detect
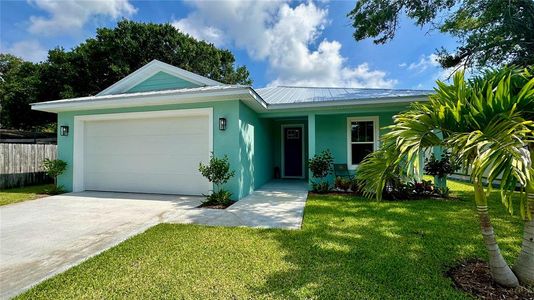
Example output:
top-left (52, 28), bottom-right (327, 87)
top-left (349, 178), bottom-right (364, 195)
top-left (382, 176), bottom-right (444, 200)
top-left (424, 153), bottom-right (458, 178)
top-left (199, 154), bottom-right (235, 206)
top-left (205, 190), bottom-right (233, 206)
top-left (335, 177), bottom-right (351, 192)
top-left (308, 150), bottom-right (333, 193)
top-left (434, 186), bottom-right (451, 198)
top-left (42, 158), bottom-right (67, 194)
top-left (312, 182), bottom-right (330, 194)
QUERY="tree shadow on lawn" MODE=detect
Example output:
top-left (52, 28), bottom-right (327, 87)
top-left (253, 192), bottom-right (523, 299)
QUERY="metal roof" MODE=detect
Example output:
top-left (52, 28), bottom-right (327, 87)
top-left (32, 84), bottom-right (432, 113)
top-left (32, 85), bottom-right (246, 105)
top-left (255, 86), bottom-right (432, 104)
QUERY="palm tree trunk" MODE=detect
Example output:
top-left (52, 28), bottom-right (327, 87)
top-left (474, 180), bottom-right (519, 287)
top-left (512, 178), bottom-right (534, 285)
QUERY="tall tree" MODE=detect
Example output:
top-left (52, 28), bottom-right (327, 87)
top-left (0, 20), bottom-right (252, 130)
top-left (0, 54), bottom-right (53, 129)
top-left (348, 0), bottom-right (534, 70)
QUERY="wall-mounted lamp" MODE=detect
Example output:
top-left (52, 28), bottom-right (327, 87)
top-left (219, 118), bottom-right (227, 131)
top-left (60, 125), bottom-right (69, 136)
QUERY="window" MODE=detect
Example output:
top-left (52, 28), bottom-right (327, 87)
top-left (347, 117), bottom-right (378, 168)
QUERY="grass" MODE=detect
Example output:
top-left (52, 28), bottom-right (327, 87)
top-left (17, 180), bottom-right (525, 299)
top-left (0, 184), bottom-right (54, 206)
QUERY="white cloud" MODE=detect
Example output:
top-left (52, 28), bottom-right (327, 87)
top-left (402, 53), bottom-right (456, 87)
top-left (404, 54), bottom-right (440, 73)
top-left (173, 19), bottom-right (224, 46)
top-left (2, 40), bottom-right (48, 62)
top-left (28, 0), bottom-right (137, 36)
top-left (173, 0), bottom-right (396, 88)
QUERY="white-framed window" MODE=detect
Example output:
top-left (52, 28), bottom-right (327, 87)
top-left (346, 116), bottom-right (379, 169)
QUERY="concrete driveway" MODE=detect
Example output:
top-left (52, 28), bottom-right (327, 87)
top-left (0, 192), bottom-right (202, 299)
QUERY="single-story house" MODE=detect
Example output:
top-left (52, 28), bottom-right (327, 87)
top-left (31, 60), bottom-right (431, 200)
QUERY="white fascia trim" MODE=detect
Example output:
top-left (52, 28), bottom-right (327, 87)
top-left (346, 116), bottom-right (380, 170)
top-left (97, 60), bottom-right (222, 96)
top-left (267, 95), bottom-right (429, 110)
top-left (72, 108), bottom-right (213, 192)
top-left (31, 88), bottom-right (253, 112)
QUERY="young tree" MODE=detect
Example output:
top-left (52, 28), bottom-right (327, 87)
top-left (348, 0), bottom-right (534, 71)
top-left (42, 159), bottom-right (68, 194)
top-left (199, 154), bottom-right (236, 205)
top-left (308, 150), bottom-right (334, 193)
top-left (357, 67), bottom-right (534, 286)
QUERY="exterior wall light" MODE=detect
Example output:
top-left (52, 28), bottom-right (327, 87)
top-left (219, 118), bottom-right (227, 131)
top-left (60, 125), bottom-right (69, 136)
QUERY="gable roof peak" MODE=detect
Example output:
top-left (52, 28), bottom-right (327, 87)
top-left (97, 59), bottom-right (223, 96)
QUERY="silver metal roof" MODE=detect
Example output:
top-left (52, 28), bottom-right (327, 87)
top-left (32, 85), bottom-right (246, 105)
top-left (255, 86), bottom-right (432, 104)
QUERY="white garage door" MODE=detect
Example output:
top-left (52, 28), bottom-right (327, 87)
top-left (83, 115), bottom-right (210, 195)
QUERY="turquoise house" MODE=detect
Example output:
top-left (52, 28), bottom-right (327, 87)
top-left (31, 60), bottom-right (430, 200)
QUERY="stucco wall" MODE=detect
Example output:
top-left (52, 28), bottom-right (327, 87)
top-left (238, 102), bottom-right (274, 198)
top-left (315, 110), bottom-right (399, 182)
top-left (56, 100), bottom-right (242, 198)
top-left (127, 71), bottom-right (199, 93)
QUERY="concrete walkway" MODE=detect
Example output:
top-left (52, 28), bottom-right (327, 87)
top-left (1, 180), bottom-right (308, 298)
top-left (167, 180), bottom-right (309, 229)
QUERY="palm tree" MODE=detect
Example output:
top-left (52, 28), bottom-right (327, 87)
top-left (357, 67), bottom-right (534, 286)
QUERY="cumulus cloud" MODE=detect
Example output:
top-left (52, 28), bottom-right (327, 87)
top-left (173, 0), bottom-right (396, 88)
top-left (2, 40), bottom-right (48, 62)
top-left (404, 54), bottom-right (440, 73)
top-left (173, 19), bottom-right (225, 46)
top-left (28, 0), bottom-right (137, 36)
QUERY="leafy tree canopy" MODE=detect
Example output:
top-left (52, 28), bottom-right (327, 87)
top-left (1, 20), bottom-right (251, 130)
top-left (348, 0), bottom-right (534, 70)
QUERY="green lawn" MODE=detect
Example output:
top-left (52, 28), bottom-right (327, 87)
top-left (0, 184), bottom-right (53, 206)
top-left (17, 180), bottom-right (524, 299)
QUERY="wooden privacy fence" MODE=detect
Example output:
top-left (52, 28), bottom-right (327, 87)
top-left (0, 143), bottom-right (57, 189)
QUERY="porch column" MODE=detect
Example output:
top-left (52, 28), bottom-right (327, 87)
top-left (308, 113), bottom-right (316, 189)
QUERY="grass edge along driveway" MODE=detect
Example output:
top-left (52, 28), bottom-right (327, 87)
top-left (16, 180), bottom-right (524, 299)
top-left (0, 184), bottom-right (53, 206)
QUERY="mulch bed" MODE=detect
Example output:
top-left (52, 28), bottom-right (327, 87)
top-left (446, 259), bottom-right (534, 299)
top-left (197, 201), bottom-right (235, 209)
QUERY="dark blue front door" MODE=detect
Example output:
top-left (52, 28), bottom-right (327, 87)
top-left (283, 126), bottom-right (303, 178)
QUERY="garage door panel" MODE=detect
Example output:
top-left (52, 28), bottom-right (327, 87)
top-left (85, 154), bottom-right (207, 174)
top-left (84, 136), bottom-right (208, 156)
top-left (85, 117), bottom-right (208, 137)
top-left (83, 114), bottom-right (210, 195)
top-left (84, 171), bottom-right (206, 195)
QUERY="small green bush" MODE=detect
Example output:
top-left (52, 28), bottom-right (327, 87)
top-left (199, 154), bottom-right (235, 206)
top-left (424, 153), bottom-right (458, 178)
top-left (42, 158), bottom-right (67, 194)
top-left (311, 182), bottom-right (330, 194)
top-left (205, 190), bottom-right (233, 206)
top-left (309, 150), bottom-right (333, 193)
top-left (335, 177), bottom-right (351, 192)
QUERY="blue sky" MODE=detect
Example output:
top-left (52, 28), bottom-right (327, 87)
top-left (1, 0), bottom-right (458, 89)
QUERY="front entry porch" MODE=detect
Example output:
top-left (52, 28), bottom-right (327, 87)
top-left (167, 179), bottom-right (308, 229)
